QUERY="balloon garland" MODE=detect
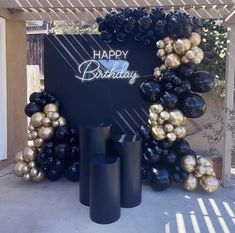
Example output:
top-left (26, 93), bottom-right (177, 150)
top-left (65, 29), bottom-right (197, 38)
top-left (98, 7), bottom-right (218, 193)
top-left (13, 91), bottom-right (80, 182)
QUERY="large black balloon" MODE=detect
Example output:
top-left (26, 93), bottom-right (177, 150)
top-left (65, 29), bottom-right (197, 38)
top-left (24, 102), bottom-right (42, 117)
top-left (138, 125), bottom-right (152, 141)
top-left (49, 158), bottom-right (65, 173)
top-left (190, 71), bottom-right (214, 93)
top-left (180, 93), bottom-right (206, 118)
top-left (148, 167), bottom-right (171, 191)
top-left (55, 127), bottom-right (70, 142)
top-left (45, 169), bottom-right (62, 181)
top-left (140, 79), bottom-right (161, 102)
top-left (160, 91), bottom-right (178, 109)
top-left (64, 162), bottom-right (80, 182)
top-left (173, 139), bottom-right (191, 155)
top-left (42, 141), bottom-right (54, 156)
top-left (36, 151), bottom-right (49, 170)
top-left (54, 144), bottom-right (71, 160)
top-left (143, 147), bottom-right (161, 164)
top-left (176, 64), bottom-right (193, 78)
top-left (163, 150), bottom-right (177, 165)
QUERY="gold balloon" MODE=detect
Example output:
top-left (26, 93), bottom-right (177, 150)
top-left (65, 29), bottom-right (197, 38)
top-left (181, 56), bottom-right (190, 64)
top-left (156, 40), bottom-right (165, 49)
top-left (165, 44), bottom-right (173, 54)
top-left (29, 167), bottom-right (39, 177)
top-left (27, 132), bottom-right (33, 141)
top-left (183, 38), bottom-right (191, 51)
top-left (149, 112), bottom-right (158, 121)
top-left (165, 53), bottom-right (181, 69)
top-left (161, 56), bottom-right (166, 61)
top-left (166, 132), bottom-right (177, 142)
top-left (197, 157), bottom-right (207, 166)
top-left (52, 120), bottom-right (60, 128)
top-left (152, 126), bottom-right (166, 140)
top-left (22, 146), bottom-right (37, 162)
top-left (174, 126), bottom-right (187, 138)
top-left (157, 118), bottom-right (165, 125)
top-left (30, 130), bottom-right (38, 140)
top-left (148, 119), bottom-right (157, 127)
top-left (33, 137), bottom-right (44, 148)
top-left (173, 39), bottom-right (187, 55)
top-left (181, 155), bottom-right (197, 173)
top-left (51, 112), bottom-right (60, 121)
top-left (159, 64), bottom-right (166, 71)
top-left (28, 124), bottom-right (35, 132)
top-left (43, 103), bottom-right (58, 114)
top-left (184, 174), bottom-right (198, 191)
top-left (157, 49), bottom-right (165, 57)
top-left (191, 46), bottom-right (200, 54)
top-left (199, 175), bottom-right (219, 193)
top-left (160, 111), bottom-right (170, 121)
top-left (42, 117), bottom-right (51, 126)
top-left (46, 111), bottom-right (54, 119)
top-left (205, 166), bottom-right (214, 176)
top-left (149, 104), bottom-right (163, 114)
top-left (58, 117), bottom-right (67, 126)
top-left (154, 69), bottom-right (161, 78)
top-left (189, 32), bottom-right (201, 47)
top-left (31, 171), bottom-right (44, 182)
top-left (169, 110), bottom-right (186, 126)
top-left (195, 168), bottom-right (204, 178)
top-left (30, 112), bottom-right (45, 128)
top-left (164, 37), bottom-right (174, 45)
top-left (164, 123), bottom-right (174, 132)
top-left (21, 164), bottom-right (30, 174)
top-left (185, 50), bottom-right (195, 60)
top-left (14, 151), bottom-right (23, 162)
top-left (23, 173), bottom-right (31, 181)
top-left (13, 161), bottom-right (27, 177)
top-left (28, 161), bottom-right (35, 168)
top-left (38, 126), bottom-right (54, 140)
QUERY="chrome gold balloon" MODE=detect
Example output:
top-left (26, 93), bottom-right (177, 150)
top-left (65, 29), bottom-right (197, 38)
top-left (43, 103), bottom-right (58, 114)
top-left (13, 161), bottom-right (27, 177)
top-left (165, 44), bottom-right (173, 54)
top-left (156, 40), bottom-right (165, 49)
top-left (28, 124), bottom-right (35, 132)
top-left (23, 173), bottom-right (31, 181)
top-left (148, 119), bottom-right (157, 127)
top-left (38, 126), bottom-right (54, 140)
top-left (159, 64), bottom-right (166, 72)
top-left (184, 174), bottom-right (198, 191)
top-left (199, 175), bottom-right (219, 193)
top-left (164, 37), bottom-right (174, 45)
top-left (164, 123), bottom-right (174, 132)
top-left (46, 111), bottom-right (54, 119)
top-left (42, 117), bottom-right (51, 127)
top-left (160, 111), bottom-right (170, 121)
top-left (14, 151), bottom-right (23, 162)
top-left (29, 167), bottom-right (39, 177)
top-left (31, 171), bottom-right (44, 182)
top-left (58, 117), bottom-right (67, 126)
top-left (149, 112), bottom-right (158, 121)
top-left (157, 118), bottom-right (165, 125)
top-left (157, 49), bottom-right (165, 58)
top-left (22, 146), bottom-right (37, 162)
top-left (52, 120), bottom-right (60, 128)
top-left (165, 54), bottom-right (181, 69)
top-left (185, 50), bottom-right (195, 60)
top-left (28, 161), bottom-right (35, 168)
top-left (30, 131), bottom-right (38, 140)
top-left (181, 56), bottom-right (190, 64)
top-left (166, 132), bottom-right (177, 141)
top-left (174, 126), bottom-right (187, 138)
top-left (149, 104), bottom-right (163, 114)
top-left (51, 112), bottom-right (60, 121)
top-left (169, 110), bottom-right (186, 126)
top-left (181, 155), bottom-right (197, 173)
top-left (189, 32), bottom-right (201, 47)
top-left (154, 69), bottom-right (161, 78)
top-left (21, 164), bottom-right (30, 174)
top-left (173, 39), bottom-right (187, 55)
top-left (33, 138), bottom-right (44, 148)
top-left (30, 112), bottom-right (45, 128)
top-left (152, 126), bottom-right (166, 141)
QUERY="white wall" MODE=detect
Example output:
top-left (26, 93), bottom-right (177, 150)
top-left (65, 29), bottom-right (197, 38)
top-left (0, 17), bottom-right (7, 160)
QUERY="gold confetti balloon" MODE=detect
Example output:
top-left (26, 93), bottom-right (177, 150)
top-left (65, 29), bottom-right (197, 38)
top-left (184, 174), bottom-right (198, 191)
top-left (181, 155), bottom-right (197, 173)
top-left (30, 112), bottom-right (45, 128)
top-left (22, 146), bottom-right (37, 162)
top-left (13, 161), bottom-right (27, 177)
top-left (165, 54), bottom-right (181, 69)
top-left (31, 171), bottom-right (44, 182)
top-left (43, 103), bottom-right (58, 114)
top-left (199, 175), bottom-right (219, 193)
top-left (38, 126), bottom-right (54, 140)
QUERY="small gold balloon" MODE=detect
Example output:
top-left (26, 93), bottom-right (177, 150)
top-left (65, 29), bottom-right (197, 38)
top-left (58, 117), bottom-right (67, 126)
top-left (157, 49), bottom-right (165, 57)
top-left (30, 112), bottom-right (45, 128)
top-left (183, 39), bottom-right (191, 51)
top-left (14, 151), bottom-right (23, 162)
top-left (160, 111), bottom-right (170, 121)
top-left (23, 173), bottom-right (31, 181)
top-left (13, 161), bottom-right (27, 177)
top-left (149, 104), bottom-right (163, 114)
top-left (148, 119), bottom-right (157, 127)
top-left (206, 166), bottom-right (214, 176)
top-left (149, 112), bottom-right (158, 121)
top-left (152, 126), bottom-right (166, 140)
top-left (159, 64), bottom-right (166, 71)
top-left (165, 53), bottom-right (181, 69)
top-left (166, 132), bottom-right (177, 142)
top-left (199, 175), bottom-right (219, 193)
top-left (181, 155), bottom-right (197, 173)
top-left (52, 120), bottom-right (60, 128)
top-left (195, 168), bottom-right (204, 178)
top-left (154, 69), bottom-right (161, 78)
top-left (22, 146), bottom-right (37, 162)
top-left (42, 117), bottom-right (51, 126)
top-left (174, 126), bottom-right (187, 138)
top-left (21, 165), bottom-right (30, 174)
top-left (169, 110), bottom-right (186, 126)
top-left (27, 132), bottom-right (33, 141)
top-left (156, 40), bottom-right (165, 49)
top-left (28, 161), bottom-right (35, 168)
top-left (189, 32), bottom-right (201, 47)
top-left (191, 46), bottom-right (200, 54)
top-left (43, 103), bottom-right (58, 114)
top-left (164, 123), bottom-right (174, 132)
top-left (165, 44), bottom-right (173, 54)
top-left (30, 130), bottom-right (38, 140)
top-left (31, 171), bottom-right (44, 182)
top-left (185, 50), bottom-right (195, 60)
top-left (197, 165), bottom-right (207, 176)
top-left (51, 112), bottom-right (60, 121)
top-left (184, 174), bottom-right (198, 191)
top-left (29, 167), bottom-right (39, 177)
top-left (173, 39), bottom-right (187, 55)
top-left (164, 37), bottom-right (174, 45)
top-left (161, 56), bottom-right (166, 61)
top-left (38, 126), bottom-right (54, 140)
top-left (181, 56), bottom-right (190, 64)
top-left (157, 118), bottom-right (165, 125)
top-left (46, 111), bottom-right (54, 119)
top-left (197, 157), bottom-right (207, 166)
top-left (192, 56), bottom-right (202, 65)
top-left (33, 137), bottom-right (44, 148)
top-left (28, 124), bottom-right (35, 132)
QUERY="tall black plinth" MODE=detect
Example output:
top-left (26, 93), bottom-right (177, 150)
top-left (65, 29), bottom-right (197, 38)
top-left (90, 154), bottom-right (120, 224)
top-left (79, 123), bottom-right (111, 206)
top-left (112, 134), bottom-right (142, 208)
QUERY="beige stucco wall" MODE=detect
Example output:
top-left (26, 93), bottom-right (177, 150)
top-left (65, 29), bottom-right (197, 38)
top-left (0, 17), bottom-right (27, 169)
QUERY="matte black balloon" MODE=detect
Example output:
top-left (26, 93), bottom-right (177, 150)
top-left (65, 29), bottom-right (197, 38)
top-left (138, 15), bottom-right (152, 32)
top-left (190, 71), bottom-right (214, 93)
top-left (55, 127), bottom-right (70, 142)
top-left (143, 147), bottom-right (161, 164)
top-left (36, 151), bottom-right (49, 169)
top-left (100, 30), bottom-right (113, 43)
top-left (54, 144), bottom-right (71, 160)
top-left (160, 91), bottom-right (178, 109)
top-left (42, 141), bottom-right (54, 156)
top-left (138, 125), bottom-right (152, 141)
top-left (46, 93), bottom-right (57, 103)
top-left (159, 140), bottom-right (174, 149)
top-left (116, 30), bottom-right (127, 42)
top-left (46, 169), bottom-right (62, 181)
top-left (154, 20), bottom-right (166, 38)
top-left (163, 150), bottom-right (177, 165)
top-left (148, 167), bottom-right (171, 191)
top-left (24, 102), bottom-right (42, 117)
top-left (176, 64), bottom-right (193, 78)
top-left (180, 93), bottom-right (206, 118)
top-left (29, 92), bottom-right (43, 103)
top-left (140, 79), bottom-right (161, 102)
top-left (49, 158), bottom-right (65, 173)
top-left (174, 139), bottom-right (191, 155)
top-left (64, 162), bottom-right (80, 182)
top-left (69, 129), bottom-right (79, 145)
top-left (69, 146), bottom-right (80, 161)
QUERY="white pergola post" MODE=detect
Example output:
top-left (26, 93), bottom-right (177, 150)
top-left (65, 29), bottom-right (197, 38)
top-left (222, 22), bottom-right (235, 187)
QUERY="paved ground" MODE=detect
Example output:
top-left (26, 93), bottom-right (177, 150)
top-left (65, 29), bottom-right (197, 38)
top-left (0, 166), bottom-right (235, 233)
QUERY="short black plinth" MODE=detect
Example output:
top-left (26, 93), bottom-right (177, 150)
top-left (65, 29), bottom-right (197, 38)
top-left (112, 134), bottom-right (142, 208)
top-left (79, 123), bottom-right (111, 206)
top-left (90, 154), bottom-right (120, 224)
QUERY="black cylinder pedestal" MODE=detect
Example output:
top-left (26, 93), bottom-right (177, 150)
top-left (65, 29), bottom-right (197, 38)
top-left (112, 134), bottom-right (142, 208)
top-left (90, 154), bottom-right (120, 224)
top-left (79, 123), bottom-right (111, 206)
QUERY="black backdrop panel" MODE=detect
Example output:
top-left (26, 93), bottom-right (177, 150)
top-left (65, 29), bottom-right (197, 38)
top-left (44, 35), bottom-right (161, 134)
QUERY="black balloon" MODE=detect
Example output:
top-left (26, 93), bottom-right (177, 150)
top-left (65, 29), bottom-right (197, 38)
top-left (49, 158), bottom-right (65, 173)
top-left (173, 139), bottom-right (191, 155)
top-left (24, 102), bottom-right (42, 117)
top-left (176, 64), bottom-right (193, 78)
top-left (100, 30), bottom-right (113, 43)
top-left (55, 127), bottom-right (70, 142)
top-left (36, 151), bottom-right (49, 170)
top-left (180, 93), bottom-right (206, 118)
top-left (140, 79), bottom-right (161, 102)
top-left (141, 166), bottom-right (149, 181)
top-left (148, 167), bottom-right (171, 191)
top-left (46, 169), bottom-right (62, 181)
top-left (163, 150), bottom-right (177, 165)
top-left (160, 91), bottom-right (178, 109)
top-left (170, 172), bottom-right (181, 183)
top-left (64, 162), bottom-right (80, 182)
top-left (69, 146), bottom-right (80, 161)
top-left (42, 141), bottom-right (54, 156)
top-left (190, 71), bottom-right (214, 93)
top-left (143, 147), bottom-right (161, 164)
top-left (54, 144), bottom-right (71, 160)
top-left (138, 125), bottom-right (152, 141)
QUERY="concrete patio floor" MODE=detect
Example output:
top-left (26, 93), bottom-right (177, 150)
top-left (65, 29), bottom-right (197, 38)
top-left (0, 166), bottom-right (235, 233)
